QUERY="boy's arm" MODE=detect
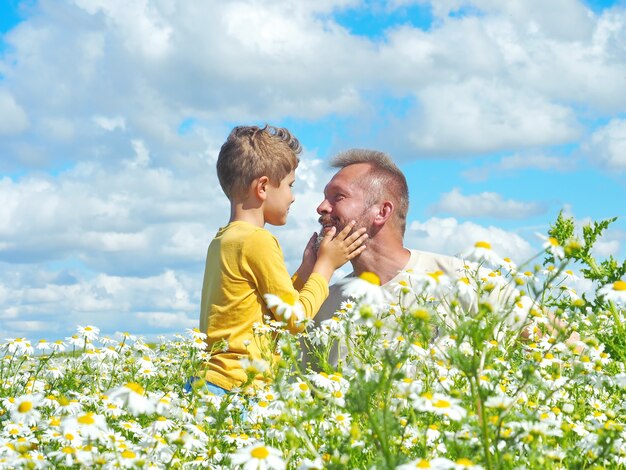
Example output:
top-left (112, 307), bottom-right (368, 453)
top-left (244, 230), bottom-right (329, 334)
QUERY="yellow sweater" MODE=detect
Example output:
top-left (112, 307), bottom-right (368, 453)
top-left (199, 221), bottom-right (329, 390)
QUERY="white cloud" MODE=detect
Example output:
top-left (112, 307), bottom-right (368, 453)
top-left (0, 90), bottom-right (29, 135)
top-left (462, 153), bottom-right (570, 182)
top-left (406, 217), bottom-right (536, 263)
top-left (429, 188), bottom-right (547, 219)
top-left (0, 267), bottom-right (199, 339)
top-left (593, 239), bottom-right (621, 258)
top-left (404, 80), bottom-right (580, 156)
top-left (135, 312), bottom-right (197, 329)
top-left (584, 118), bottom-right (626, 171)
top-left (93, 115), bottom-right (126, 131)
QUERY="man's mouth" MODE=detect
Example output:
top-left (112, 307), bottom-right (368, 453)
top-left (318, 218), bottom-right (336, 234)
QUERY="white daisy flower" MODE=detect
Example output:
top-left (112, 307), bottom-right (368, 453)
top-left (396, 457), bottom-right (455, 469)
top-left (230, 444), bottom-right (285, 470)
top-left (10, 394), bottom-right (42, 426)
top-left (460, 241), bottom-right (506, 268)
top-left (331, 412), bottom-right (352, 432)
top-left (48, 339), bottom-right (67, 352)
top-left (484, 395), bottom-right (514, 410)
top-left (35, 339), bottom-right (51, 351)
top-left (597, 279), bottom-right (626, 305)
top-left (62, 412), bottom-right (109, 441)
top-left (536, 233), bottom-right (565, 259)
top-left (107, 382), bottom-right (155, 416)
top-left (240, 358), bottom-right (269, 377)
top-left (4, 337), bottom-right (34, 356)
top-left (452, 458), bottom-right (483, 469)
top-left (339, 272), bottom-right (390, 306)
top-left (414, 392), bottom-right (467, 421)
top-left (264, 293), bottom-right (305, 322)
top-left (77, 325), bottom-right (100, 341)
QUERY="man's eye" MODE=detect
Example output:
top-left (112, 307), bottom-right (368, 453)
top-left (335, 195), bottom-right (345, 201)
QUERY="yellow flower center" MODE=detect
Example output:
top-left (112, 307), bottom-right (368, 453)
top-left (433, 399), bottom-right (450, 408)
top-left (121, 450), bottom-right (136, 459)
top-left (359, 271), bottom-right (381, 285)
top-left (280, 292), bottom-right (297, 305)
top-left (126, 382), bottom-right (145, 395)
top-left (17, 401), bottom-right (33, 413)
top-left (427, 270), bottom-right (445, 281)
top-left (613, 280), bottom-right (626, 291)
top-left (548, 237), bottom-right (559, 246)
top-left (456, 458), bottom-right (474, 466)
top-left (416, 459), bottom-right (431, 468)
top-left (77, 413), bottom-right (95, 425)
top-left (250, 446), bottom-right (269, 459)
top-left (475, 241), bottom-right (492, 249)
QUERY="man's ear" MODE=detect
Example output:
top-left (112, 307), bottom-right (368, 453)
top-left (373, 201), bottom-right (394, 227)
top-left (253, 176), bottom-right (270, 201)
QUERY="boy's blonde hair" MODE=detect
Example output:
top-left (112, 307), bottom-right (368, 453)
top-left (217, 125), bottom-right (302, 200)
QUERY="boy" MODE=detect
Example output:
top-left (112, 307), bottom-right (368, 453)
top-left (198, 125), bottom-right (367, 394)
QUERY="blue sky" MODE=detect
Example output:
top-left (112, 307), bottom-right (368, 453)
top-left (1, 0), bottom-right (625, 341)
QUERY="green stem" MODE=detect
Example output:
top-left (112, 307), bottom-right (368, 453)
top-left (470, 375), bottom-right (493, 470)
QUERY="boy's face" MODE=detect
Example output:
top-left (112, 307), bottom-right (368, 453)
top-left (264, 169), bottom-right (296, 226)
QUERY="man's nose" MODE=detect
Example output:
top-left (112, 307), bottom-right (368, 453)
top-left (317, 199), bottom-right (331, 215)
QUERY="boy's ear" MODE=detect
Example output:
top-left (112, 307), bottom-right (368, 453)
top-left (253, 176), bottom-right (270, 201)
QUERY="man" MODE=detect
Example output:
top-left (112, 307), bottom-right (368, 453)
top-left (314, 148), bottom-right (465, 320)
top-left (304, 149), bottom-right (468, 367)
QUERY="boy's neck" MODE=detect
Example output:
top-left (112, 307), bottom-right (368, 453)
top-left (229, 201), bottom-right (265, 228)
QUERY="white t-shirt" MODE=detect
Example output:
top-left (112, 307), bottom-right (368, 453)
top-left (302, 249), bottom-right (468, 368)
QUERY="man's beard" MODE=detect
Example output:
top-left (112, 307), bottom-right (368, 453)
top-left (314, 212), bottom-right (370, 253)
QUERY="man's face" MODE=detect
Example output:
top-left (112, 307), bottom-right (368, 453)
top-left (316, 164), bottom-right (375, 242)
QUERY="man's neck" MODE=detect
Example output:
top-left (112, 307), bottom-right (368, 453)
top-left (350, 238), bottom-right (411, 285)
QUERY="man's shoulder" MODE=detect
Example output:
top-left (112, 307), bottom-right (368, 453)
top-left (408, 249), bottom-right (468, 276)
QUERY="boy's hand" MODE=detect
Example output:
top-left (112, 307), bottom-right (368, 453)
top-left (316, 221), bottom-right (367, 275)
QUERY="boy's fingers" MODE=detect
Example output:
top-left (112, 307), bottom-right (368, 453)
top-left (347, 245), bottom-right (367, 259)
top-left (347, 234), bottom-right (368, 250)
top-left (345, 228), bottom-right (367, 244)
top-left (322, 226), bottom-right (336, 242)
top-left (336, 220), bottom-right (356, 239)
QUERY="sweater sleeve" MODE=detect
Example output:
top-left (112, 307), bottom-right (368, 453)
top-left (242, 229), bottom-right (329, 333)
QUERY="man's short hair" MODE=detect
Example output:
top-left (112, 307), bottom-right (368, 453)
top-left (330, 149), bottom-right (409, 235)
top-left (217, 125), bottom-right (302, 200)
